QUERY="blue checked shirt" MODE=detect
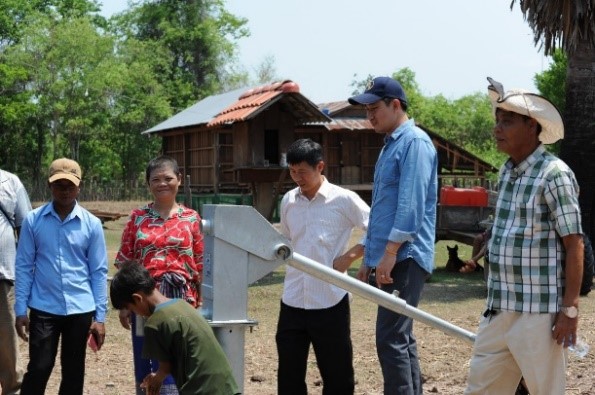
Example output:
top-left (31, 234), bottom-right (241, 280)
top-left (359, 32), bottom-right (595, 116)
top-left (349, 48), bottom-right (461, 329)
top-left (487, 145), bottom-right (582, 313)
top-left (363, 119), bottom-right (438, 273)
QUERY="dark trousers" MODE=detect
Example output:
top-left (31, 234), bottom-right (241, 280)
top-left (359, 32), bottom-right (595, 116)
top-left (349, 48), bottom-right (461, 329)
top-left (21, 308), bottom-right (94, 395)
top-left (373, 258), bottom-right (429, 395)
top-left (276, 294), bottom-right (354, 395)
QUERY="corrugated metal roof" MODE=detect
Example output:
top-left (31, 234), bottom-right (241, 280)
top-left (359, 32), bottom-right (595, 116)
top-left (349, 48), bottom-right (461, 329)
top-left (142, 86), bottom-right (247, 134)
top-left (322, 118), bottom-right (371, 130)
top-left (317, 101), bottom-right (351, 116)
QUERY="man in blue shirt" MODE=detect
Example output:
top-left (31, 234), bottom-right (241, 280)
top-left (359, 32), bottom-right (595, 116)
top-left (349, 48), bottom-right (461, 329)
top-left (15, 158), bottom-right (108, 394)
top-left (349, 77), bottom-right (438, 395)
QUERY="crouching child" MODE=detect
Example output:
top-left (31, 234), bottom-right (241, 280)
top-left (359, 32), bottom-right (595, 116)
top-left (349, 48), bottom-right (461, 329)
top-left (110, 261), bottom-right (240, 395)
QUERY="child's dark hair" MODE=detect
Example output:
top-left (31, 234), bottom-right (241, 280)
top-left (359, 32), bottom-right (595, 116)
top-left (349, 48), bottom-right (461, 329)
top-left (110, 261), bottom-right (156, 310)
top-left (286, 138), bottom-right (323, 167)
top-left (145, 155), bottom-right (181, 184)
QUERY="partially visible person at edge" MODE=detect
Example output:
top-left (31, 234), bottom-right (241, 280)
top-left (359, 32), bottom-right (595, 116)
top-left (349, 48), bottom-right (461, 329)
top-left (276, 138), bottom-right (370, 395)
top-left (115, 155), bottom-right (204, 395)
top-left (348, 76), bottom-right (438, 395)
top-left (460, 227), bottom-right (492, 281)
top-left (15, 158), bottom-right (108, 394)
top-left (110, 262), bottom-right (239, 395)
top-left (0, 168), bottom-right (32, 395)
top-left (463, 78), bottom-right (584, 395)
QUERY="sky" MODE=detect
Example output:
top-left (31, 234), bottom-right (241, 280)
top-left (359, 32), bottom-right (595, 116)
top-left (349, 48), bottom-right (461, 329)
top-left (99, 0), bottom-right (551, 104)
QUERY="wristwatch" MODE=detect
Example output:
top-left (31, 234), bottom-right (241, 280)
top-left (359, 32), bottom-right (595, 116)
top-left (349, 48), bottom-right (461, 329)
top-left (560, 306), bottom-right (578, 318)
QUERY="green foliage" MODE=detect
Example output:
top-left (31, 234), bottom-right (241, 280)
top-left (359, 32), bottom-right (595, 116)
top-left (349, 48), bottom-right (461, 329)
top-left (114, 0), bottom-right (249, 108)
top-left (415, 92), bottom-right (499, 162)
top-left (534, 49), bottom-right (567, 112)
top-left (349, 63), bottom-right (567, 172)
top-left (350, 68), bottom-right (500, 168)
top-left (11, 1), bottom-right (571, 190)
top-left (0, 0), bottom-right (248, 192)
top-left (3, 12), bottom-right (118, 170)
top-left (533, 49), bottom-right (567, 156)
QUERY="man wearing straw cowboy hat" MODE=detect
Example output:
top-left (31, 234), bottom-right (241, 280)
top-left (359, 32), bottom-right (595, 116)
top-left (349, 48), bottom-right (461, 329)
top-left (464, 78), bottom-right (584, 394)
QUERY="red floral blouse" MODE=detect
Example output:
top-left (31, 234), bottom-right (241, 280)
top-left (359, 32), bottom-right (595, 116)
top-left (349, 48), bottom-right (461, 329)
top-left (115, 203), bottom-right (204, 306)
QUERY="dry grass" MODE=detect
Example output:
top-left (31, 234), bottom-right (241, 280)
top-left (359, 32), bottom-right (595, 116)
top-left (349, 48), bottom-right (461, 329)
top-left (19, 201), bottom-right (595, 394)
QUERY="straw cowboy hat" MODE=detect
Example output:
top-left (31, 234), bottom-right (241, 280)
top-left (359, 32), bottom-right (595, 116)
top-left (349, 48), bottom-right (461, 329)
top-left (487, 77), bottom-right (564, 144)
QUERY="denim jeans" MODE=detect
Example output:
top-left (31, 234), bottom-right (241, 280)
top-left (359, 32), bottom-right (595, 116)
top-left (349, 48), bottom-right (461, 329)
top-left (372, 258), bottom-right (429, 395)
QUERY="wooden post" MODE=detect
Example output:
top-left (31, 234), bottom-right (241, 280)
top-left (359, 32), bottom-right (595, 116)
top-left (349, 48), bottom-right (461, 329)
top-left (268, 168), bottom-right (288, 221)
top-left (184, 174), bottom-right (192, 209)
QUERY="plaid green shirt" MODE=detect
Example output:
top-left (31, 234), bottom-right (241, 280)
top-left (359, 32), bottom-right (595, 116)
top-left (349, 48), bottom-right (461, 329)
top-left (487, 145), bottom-right (582, 313)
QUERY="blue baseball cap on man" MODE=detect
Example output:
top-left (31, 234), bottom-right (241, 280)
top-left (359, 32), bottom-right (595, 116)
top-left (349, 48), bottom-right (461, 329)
top-left (348, 76), bottom-right (408, 105)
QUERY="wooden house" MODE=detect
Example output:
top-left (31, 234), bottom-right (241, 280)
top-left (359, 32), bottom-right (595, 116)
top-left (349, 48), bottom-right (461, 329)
top-left (143, 80), bottom-right (497, 219)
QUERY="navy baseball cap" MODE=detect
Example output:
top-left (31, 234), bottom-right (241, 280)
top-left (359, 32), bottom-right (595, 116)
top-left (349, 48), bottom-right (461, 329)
top-left (348, 76), bottom-right (408, 105)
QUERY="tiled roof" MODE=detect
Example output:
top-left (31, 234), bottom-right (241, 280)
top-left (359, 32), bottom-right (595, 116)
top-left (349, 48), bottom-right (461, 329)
top-left (208, 80), bottom-right (328, 126)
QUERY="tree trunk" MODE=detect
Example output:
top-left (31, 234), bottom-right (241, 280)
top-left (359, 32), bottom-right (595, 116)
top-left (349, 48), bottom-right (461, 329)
top-left (559, 38), bottom-right (595, 243)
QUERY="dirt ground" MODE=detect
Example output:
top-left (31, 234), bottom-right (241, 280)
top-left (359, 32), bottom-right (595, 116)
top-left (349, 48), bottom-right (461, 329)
top-left (17, 201), bottom-right (595, 394)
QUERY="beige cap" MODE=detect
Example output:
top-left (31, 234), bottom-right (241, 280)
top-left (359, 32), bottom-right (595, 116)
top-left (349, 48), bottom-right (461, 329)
top-left (48, 158), bottom-right (82, 186)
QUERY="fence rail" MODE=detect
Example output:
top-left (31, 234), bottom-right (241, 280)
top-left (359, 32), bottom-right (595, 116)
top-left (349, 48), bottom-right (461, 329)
top-left (23, 178), bottom-right (152, 202)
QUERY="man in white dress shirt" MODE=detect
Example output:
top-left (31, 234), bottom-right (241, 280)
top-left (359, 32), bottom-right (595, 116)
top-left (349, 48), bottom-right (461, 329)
top-left (276, 138), bottom-right (370, 395)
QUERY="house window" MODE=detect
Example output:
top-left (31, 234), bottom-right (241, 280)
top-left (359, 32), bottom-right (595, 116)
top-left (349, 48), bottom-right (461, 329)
top-left (264, 129), bottom-right (279, 165)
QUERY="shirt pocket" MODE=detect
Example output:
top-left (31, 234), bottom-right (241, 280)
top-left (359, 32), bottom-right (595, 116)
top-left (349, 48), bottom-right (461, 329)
top-left (317, 220), bottom-right (337, 247)
top-left (376, 161), bottom-right (398, 186)
top-left (514, 200), bottom-right (548, 239)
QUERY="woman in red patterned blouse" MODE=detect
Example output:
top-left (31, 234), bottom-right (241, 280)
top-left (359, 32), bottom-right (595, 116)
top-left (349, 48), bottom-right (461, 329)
top-left (115, 156), bottom-right (203, 395)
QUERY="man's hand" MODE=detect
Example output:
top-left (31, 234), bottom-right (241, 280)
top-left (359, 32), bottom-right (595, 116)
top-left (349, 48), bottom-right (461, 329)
top-left (119, 308), bottom-right (131, 330)
top-left (553, 233), bottom-right (583, 347)
top-left (355, 264), bottom-right (370, 282)
top-left (375, 253), bottom-right (397, 286)
top-left (552, 313), bottom-right (578, 347)
top-left (334, 244), bottom-right (364, 273)
top-left (89, 321), bottom-right (106, 351)
top-left (333, 255), bottom-right (352, 273)
top-left (459, 259), bottom-right (477, 274)
top-left (141, 363), bottom-right (170, 395)
top-left (15, 315), bottom-right (29, 342)
top-left (140, 373), bottom-right (163, 395)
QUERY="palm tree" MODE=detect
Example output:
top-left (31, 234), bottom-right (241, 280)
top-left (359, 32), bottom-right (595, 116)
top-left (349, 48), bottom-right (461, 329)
top-left (512, 1), bottom-right (595, 238)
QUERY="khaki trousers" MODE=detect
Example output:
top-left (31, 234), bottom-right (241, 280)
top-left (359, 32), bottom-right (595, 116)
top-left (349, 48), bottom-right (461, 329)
top-left (0, 281), bottom-right (23, 395)
top-left (465, 311), bottom-right (566, 395)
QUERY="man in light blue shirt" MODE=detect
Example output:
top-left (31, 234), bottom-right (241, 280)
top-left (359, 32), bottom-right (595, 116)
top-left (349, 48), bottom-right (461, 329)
top-left (349, 77), bottom-right (438, 395)
top-left (15, 158), bottom-right (108, 395)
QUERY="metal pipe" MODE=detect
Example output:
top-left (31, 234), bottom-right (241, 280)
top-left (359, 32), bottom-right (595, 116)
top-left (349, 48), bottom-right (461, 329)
top-left (287, 250), bottom-right (476, 345)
